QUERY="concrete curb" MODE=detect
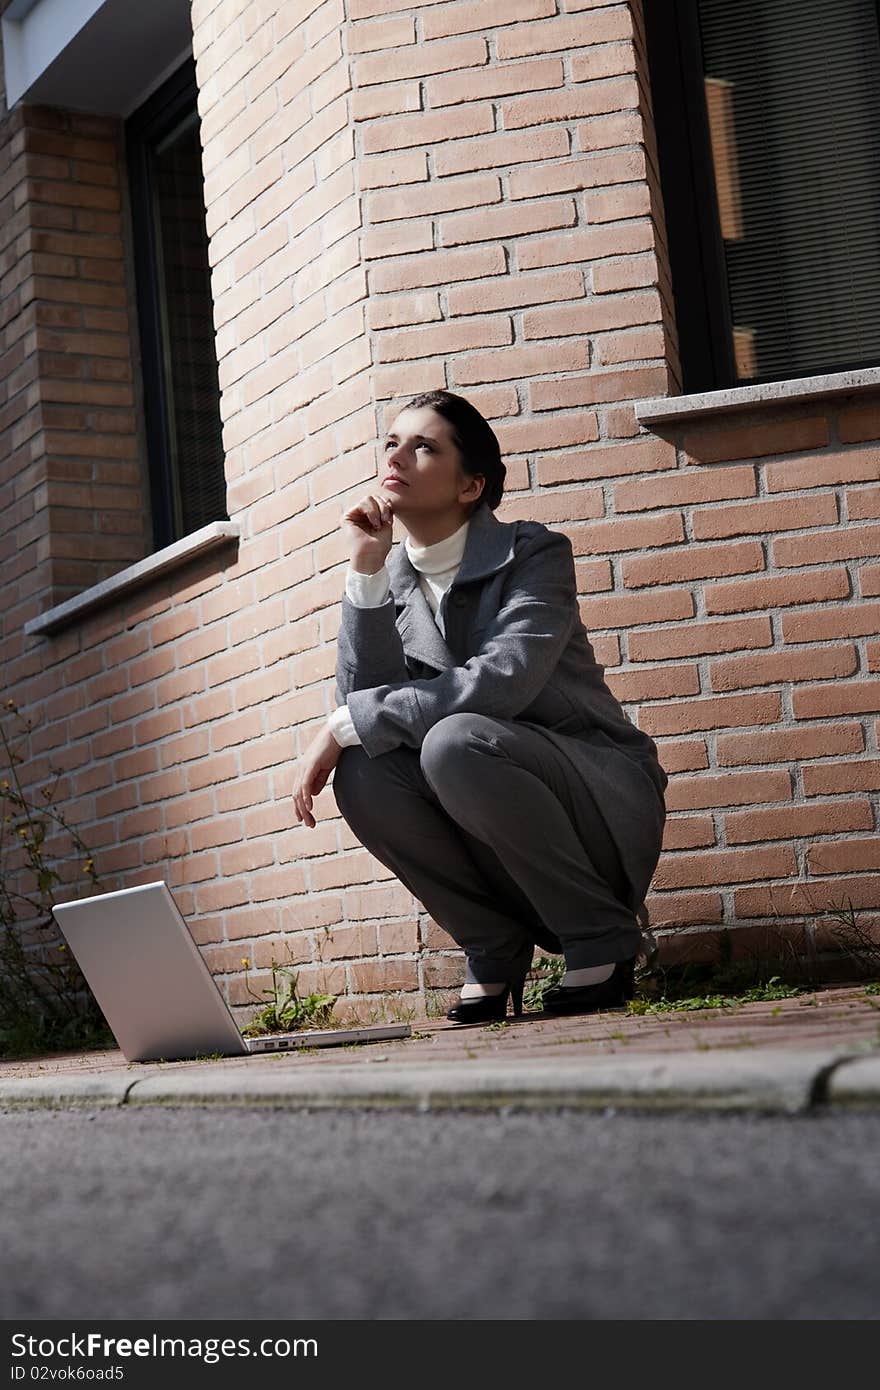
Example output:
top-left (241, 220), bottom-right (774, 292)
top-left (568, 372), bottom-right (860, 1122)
top-left (825, 1054), bottom-right (880, 1107)
top-left (2, 1047), bottom-right (875, 1113)
top-left (0, 1072), bottom-right (136, 1107)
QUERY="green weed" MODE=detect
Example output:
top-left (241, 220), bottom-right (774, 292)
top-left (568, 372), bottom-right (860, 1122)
top-left (0, 698), bottom-right (113, 1058)
top-left (240, 948), bottom-right (336, 1038)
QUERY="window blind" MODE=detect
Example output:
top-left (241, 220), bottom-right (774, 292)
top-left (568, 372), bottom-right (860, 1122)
top-left (697, 0), bottom-right (880, 382)
top-left (152, 111), bottom-right (227, 537)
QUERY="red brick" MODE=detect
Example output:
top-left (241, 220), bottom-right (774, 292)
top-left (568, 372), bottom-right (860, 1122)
top-left (709, 644), bottom-right (858, 693)
top-left (370, 244), bottom-right (505, 292)
top-left (774, 523), bottom-right (880, 567)
top-left (356, 35), bottom-right (486, 86)
top-left (653, 845), bottom-right (796, 890)
top-left (360, 150), bottom-right (428, 190)
top-left (614, 465), bottom-right (756, 513)
top-left (644, 892), bottom-right (724, 929)
top-left (717, 723), bottom-right (865, 767)
top-left (517, 221), bottom-right (656, 272)
top-left (691, 494), bottom-right (838, 541)
top-left (848, 486), bottom-right (880, 521)
top-left (577, 110), bottom-right (644, 151)
top-left (510, 149), bottom-right (645, 200)
top-left (448, 268), bottom-right (585, 316)
top-left (597, 325), bottom-right (666, 365)
top-left (536, 437), bottom-right (675, 485)
top-left (581, 588), bottom-right (694, 629)
top-left (376, 315), bottom-right (511, 362)
top-left (367, 290), bottom-right (442, 330)
top-left (502, 76), bottom-right (639, 129)
top-left (568, 512), bottom-right (684, 556)
top-left (522, 290), bottom-right (660, 338)
top-left (704, 568), bottom-right (851, 614)
top-left (802, 760), bottom-right (880, 795)
top-left (726, 801), bottom-right (873, 844)
top-left (764, 446), bottom-right (880, 492)
top-left (434, 126), bottom-right (569, 176)
top-left (422, 0), bottom-right (554, 37)
top-left (497, 8), bottom-right (632, 58)
top-left (639, 692), bottom-right (782, 736)
top-left (628, 616), bottom-right (772, 663)
top-left (781, 602), bottom-right (880, 643)
top-left (348, 14), bottom-right (416, 51)
top-left (807, 839), bottom-right (880, 875)
top-left (585, 184), bottom-right (651, 223)
top-left (793, 680), bottom-right (880, 719)
top-left (861, 564), bottom-right (880, 597)
top-left (735, 875), bottom-right (880, 919)
top-left (362, 220), bottom-right (440, 263)
top-left (838, 401), bottom-right (880, 443)
top-left (351, 82), bottom-right (422, 121)
top-left (684, 416), bottom-right (830, 464)
top-left (497, 414), bottom-right (601, 452)
top-left (665, 770), bottom-right (791, 813)
top-left (530, 366), bottom-right (668, 409)
top-left (368, 172), bottom-right (500, 223)
top-left (454, 340), bottom-right (589, 384)
top-left (592, 253), bottom-right (658, 294)
top-left (373, 360), bottom-right (448, 399)
top-left (362, 103), bottom-right (495, 154)
top-left (661, 811), bottom-right (717, 850)
top-left (569, 44), bottom-right (639, 84)
top-left (348, 0), bottom-right (453, 14)
top-left (606, 664), bottom-right (700, 703)
top-left (441, 197), bottom-right (577, 247)
top-left (428, 57), bottom-right (563, 106)
top-left (653, 739), bottom-right (709, 773)
top-left (622, 541), bottom-right (764, 589)
top-left (349, 960), bottom-right (419, 993)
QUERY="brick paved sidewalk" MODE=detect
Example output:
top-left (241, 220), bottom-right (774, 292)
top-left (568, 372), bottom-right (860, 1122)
top-left (2, 983), bottom-right (877, 1083)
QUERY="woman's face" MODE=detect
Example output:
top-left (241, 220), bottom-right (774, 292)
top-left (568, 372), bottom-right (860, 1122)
top-left (379, 406), bottom-right (484, 518)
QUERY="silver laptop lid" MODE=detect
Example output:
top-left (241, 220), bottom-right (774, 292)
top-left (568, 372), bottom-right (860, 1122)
top-left (52, 881), bottom-right (247, 1063)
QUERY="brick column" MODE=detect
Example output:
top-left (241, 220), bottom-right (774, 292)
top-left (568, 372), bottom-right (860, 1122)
top-left (0, 103), bottom-right (147, 645)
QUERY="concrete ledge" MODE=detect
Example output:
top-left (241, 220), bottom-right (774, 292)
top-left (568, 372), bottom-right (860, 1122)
top-left (25, 520), bottom-right (240, 637)
top-left (635, 366), bottom-right (880, 426)
top-left (824, 1054), bottom-right (880, 1108)
top-left (119, 1049), bottom-right (857, 1115)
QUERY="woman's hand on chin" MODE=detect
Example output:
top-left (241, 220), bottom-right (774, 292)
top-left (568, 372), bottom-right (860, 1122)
top-left (292, 722), bottom-right (344, 829)
top-left (341, 490), bottom-right (396, 573)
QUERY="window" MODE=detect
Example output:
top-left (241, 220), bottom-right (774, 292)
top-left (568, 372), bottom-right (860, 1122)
top-left (646, 0), bottom-right (880, 392)
top-left (127, 59), bottom-right (227, 548)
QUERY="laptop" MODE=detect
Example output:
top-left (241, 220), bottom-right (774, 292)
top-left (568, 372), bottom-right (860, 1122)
top-left (51, 880), bottom-right (411, 1062)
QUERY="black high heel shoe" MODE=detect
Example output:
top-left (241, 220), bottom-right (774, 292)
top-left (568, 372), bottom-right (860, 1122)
top-left (446, 978), bottom-right (525, 1025)
top-left (540, 955), bottom-right (636, 1016)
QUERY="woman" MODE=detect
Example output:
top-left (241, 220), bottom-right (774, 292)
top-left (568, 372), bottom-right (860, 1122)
top-left (292, 390), bottom-right (668, 1024)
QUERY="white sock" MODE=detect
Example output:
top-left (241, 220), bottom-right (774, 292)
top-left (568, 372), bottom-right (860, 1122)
top-left (460, 981), bottom-right (507, 999)
top-left (561, 963), bottom-right (615, 988)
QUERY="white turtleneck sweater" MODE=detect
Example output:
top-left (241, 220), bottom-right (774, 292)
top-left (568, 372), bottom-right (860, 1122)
top-left (328, 516), bottom-right (472, 748)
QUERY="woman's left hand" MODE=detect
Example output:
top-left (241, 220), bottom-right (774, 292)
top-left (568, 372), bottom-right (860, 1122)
top-left (292, 722), bottom-right (344, 829)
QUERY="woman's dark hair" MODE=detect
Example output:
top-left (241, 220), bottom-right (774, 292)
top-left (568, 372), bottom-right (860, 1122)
top-left (402, 389), bottom-right (506, 512)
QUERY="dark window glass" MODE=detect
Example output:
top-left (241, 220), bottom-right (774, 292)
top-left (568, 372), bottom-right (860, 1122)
top-left (646, 0), bottom-right (880, 390)
top-left (127, 60), bottom-right (227, 547)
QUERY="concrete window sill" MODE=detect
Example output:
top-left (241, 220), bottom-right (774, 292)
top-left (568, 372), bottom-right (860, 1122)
top-left (634, 366), bottom-right (880, 426)
top-left (25, 520), bottom-right (241, 637)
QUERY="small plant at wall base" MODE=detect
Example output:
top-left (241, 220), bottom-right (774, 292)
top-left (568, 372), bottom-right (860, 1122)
top-left (630, 907), bottom-right (880, 1011)
top-left (0, 699), bottom-right (114, 1058)
top-left (240, 951), bottom-right (337, 1037)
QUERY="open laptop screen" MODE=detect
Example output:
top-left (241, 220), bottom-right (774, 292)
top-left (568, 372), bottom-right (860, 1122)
top-left (52, 881), bottom-right (247, 1062)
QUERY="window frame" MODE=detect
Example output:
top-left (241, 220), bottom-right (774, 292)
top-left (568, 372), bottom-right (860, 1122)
top-left (126, 57), bottom-right (225, 550)
top-left (646, 0), bottom-right (880, 394)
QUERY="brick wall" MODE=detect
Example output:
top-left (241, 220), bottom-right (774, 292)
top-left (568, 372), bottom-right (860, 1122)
top-left (1, 0), bottom-right (877, 1030)
top-left (633, 397), bottom-right (880, 959)
top-left (0, 96), bottom-right (148, 640)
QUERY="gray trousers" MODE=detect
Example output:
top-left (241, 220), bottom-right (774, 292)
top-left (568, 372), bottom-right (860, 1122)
top-left (332, 711), bottom-right (641, 987)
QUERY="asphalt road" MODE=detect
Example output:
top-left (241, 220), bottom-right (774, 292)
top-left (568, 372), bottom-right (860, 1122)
top-left (1, 1106), bottom-right (878, 1320)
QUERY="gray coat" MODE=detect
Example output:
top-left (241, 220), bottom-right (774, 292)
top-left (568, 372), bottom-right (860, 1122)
top-left (335, 500), bottom-right (668, 914)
